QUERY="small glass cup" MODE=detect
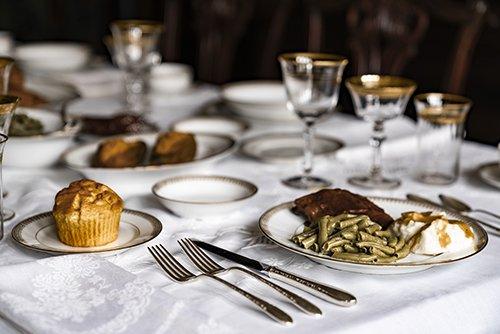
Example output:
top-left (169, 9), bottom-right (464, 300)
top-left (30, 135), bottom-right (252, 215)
top-left (110, 20), bottom-right (163, 115)
top-left (278, 52), bottom-right (348, 189)
top-left (346, 75), bottom-right (416, 189)
top-left (0, 95), bottom-right (19, 241)
top-left (414, 93), bottom-right (472, 185)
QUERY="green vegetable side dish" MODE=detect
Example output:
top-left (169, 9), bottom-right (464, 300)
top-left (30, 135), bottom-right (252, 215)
top-left (291, 213), bottom-right (418, 264)
top-left (9, 114), bottom-right (44, 137)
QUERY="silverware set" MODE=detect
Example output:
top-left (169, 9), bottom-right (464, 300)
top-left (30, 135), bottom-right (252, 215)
top-left (407, 193), bottom-right (500, 234)
top-left (148, 238), bottom-right (357, 325)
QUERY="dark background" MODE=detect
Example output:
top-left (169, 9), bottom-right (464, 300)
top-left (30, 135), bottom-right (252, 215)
top-left (0, 0), bottom-right (498, 145)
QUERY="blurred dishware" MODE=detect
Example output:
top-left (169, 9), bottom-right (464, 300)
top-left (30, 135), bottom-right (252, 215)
top-left (278, 53), bottom-right (348, 189)
top-left (240, 132), bottom-right (343, 163)
top-left (152, 175), bottom-right (257, 218)
top-left (414, 93), bottom-right (471, 185)
top-left (15, 43), bottom-right (91, 73)
top-left (221, 81), bottom-right (295, 121)
top-left (23, 77), bottom-right (79, 104)
top-left (346, 75), bottom-right (416, 189)
top-left (4, 107), bottom-right (80, 167)
top-left (150, 63), bottom-right (193, 93)
top-left (0, 31), bottom-right (14, 56)
top-left (11, 209), bottom-right (162, 254)
top-left (179, 238), bottom-right (322, 315)
top-left (192, 239), bottom-right (356, 306)
top-left (259, 197), bottom-right (487, 274)
top-left (170, 116), bottom-right (248, 137)
top-left (62, 132), bottom-right (235, 195)
top-left (477, 162), bottom-right (500, 190)
top-left (439, 194), bottom-right (500, 220)
top-left (0, 95), bottom-right (19, 239)
top-left (110, 20), bottom-right (163, 115)
top-left (148, 244), bottom-right (293, 325)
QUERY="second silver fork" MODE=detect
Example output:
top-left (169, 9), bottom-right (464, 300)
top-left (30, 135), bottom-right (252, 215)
top-left (178, 238), bottom-right (322, 316)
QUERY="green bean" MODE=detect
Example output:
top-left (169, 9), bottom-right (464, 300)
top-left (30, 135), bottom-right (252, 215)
top-left (374, 256), bottom-right (398, 263)
top-left (339, 215), bottom-right (367, 229)
top-left (371, 248), bottom-right (389, 257)
top-left (330, 246), bottom-right (344, 254)
top-left (332, 253), bottom-right (377, 262)
top-left (311, 243), bottom-right (319, 253)
top-left (292, 228), bottom-right (318, 243)
top-left (375, 230), bottom-right (393, 238)
top-left (359, 231), bottom-right (388, 245)
top-left (322, 238), bottom-right (351, 253)
top-left (394, 237), bottom-right (406, 251)
top-left (301, 234), bottom-right (317, 249)
top-left (364, 224), bottom-right (382, 234)
top-left (343, 244), bottom-right (359, 253)
top-left (317, 217), bottom-right (329, 248)
top-left (395, 235), bottom-right (418, 259)
top-left (357, 218), bottom-right (374, 229)
top-left (341, 230), bottom-right (358, 241)
top-left (356, 241), bottom-right (395, 255)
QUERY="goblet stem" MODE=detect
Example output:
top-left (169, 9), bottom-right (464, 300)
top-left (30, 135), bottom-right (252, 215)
top-left (123, 69), bottom-right (150, 115)
top-left (369, 120), bottom-right (386, 182)
top-left (302, 121), bottom-right (314, 176)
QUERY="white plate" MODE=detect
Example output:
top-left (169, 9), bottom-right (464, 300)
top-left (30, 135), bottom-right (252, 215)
top-left (477, 162), bottom-right (500, 190)
top-left (170, 116), bottom-right (249, 137)
top-left (222, 81), bottom-right (296, 121)
top-left (62, 132), bottom-right (236, 196)
top-left (152, 175), bottom-right (258, 218)
top-left (259, 198), bottom-right (488, 275)
top-left (150, 63), bottom-right (193, 93)
top-left (5, 107), bottom-right (80, 168)
top-left (240, 132), bottom-right (344, 163)
top-left (24, 76), bottom-right (80, 103)
top-left (11, 209), bottom-right (162, 254)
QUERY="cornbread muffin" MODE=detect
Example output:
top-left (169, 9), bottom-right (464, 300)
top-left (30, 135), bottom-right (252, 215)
top-left (53, 179), bottom-right (123, 247)
top-left (93, 138), bottom-right (147, 168)
top-left (151, 132), bottom-right (196, 165)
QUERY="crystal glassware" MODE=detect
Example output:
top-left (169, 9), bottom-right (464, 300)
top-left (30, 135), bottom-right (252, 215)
top-left (110, 20), bottom-right (162, 115)
top-left (0, 95), bottom-right (18, 241)
top-left (414, 93), bottom-right (471, 184)
top-left (278, 52), bottom-right (348, 189)
top-left (346, 75), bottom-right (416, 189)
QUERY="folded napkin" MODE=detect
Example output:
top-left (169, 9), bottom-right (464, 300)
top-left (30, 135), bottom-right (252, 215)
top-left (0, 254), bottom-right (229, 334)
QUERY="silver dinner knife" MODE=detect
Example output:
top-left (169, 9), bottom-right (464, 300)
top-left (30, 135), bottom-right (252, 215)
top-left (192, 239), bottom-right (357, 306)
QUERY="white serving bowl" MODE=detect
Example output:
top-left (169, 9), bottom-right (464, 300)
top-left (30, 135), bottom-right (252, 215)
top-left (15, 42), bottom-right (91, 72)
top-left (150, 63), bottom-right (193, 93)
top-left (170, 116), bottom-right (249, 137)
top-left (5, 107), bottom-right (80, 168)
top-left (222, 81), bottom-right (296, 121)
top-left (152, 175), bottom-right (258, 218)
top-left (62, 132), bottom-right (236, 196)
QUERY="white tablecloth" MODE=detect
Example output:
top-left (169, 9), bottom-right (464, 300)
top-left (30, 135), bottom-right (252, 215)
top-left (1, 90), bottom-right (499, 333)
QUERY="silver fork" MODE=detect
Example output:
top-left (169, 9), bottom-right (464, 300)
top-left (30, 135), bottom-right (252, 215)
top-left (178, 238), bottom-right (322, 316)
top-left (147, 244), bottom-right (293, 325)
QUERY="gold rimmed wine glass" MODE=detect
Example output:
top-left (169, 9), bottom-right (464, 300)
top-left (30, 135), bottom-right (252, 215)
top-left (0, 95), bottom-right (19, 241)
top-left (346, 75), bottom-right (416, 189)
top-left (278, 52), bottom-right (348, 189)
top-left (109, 20), bottom-right (163, 115)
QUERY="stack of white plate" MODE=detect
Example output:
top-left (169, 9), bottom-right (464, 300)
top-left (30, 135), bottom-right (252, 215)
top-left (15, 43), bottom-right (91, 73)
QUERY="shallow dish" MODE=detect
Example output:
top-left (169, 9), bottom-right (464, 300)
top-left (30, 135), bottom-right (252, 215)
top-left (5, 107), bottom-right (80, 168)
top-left (15, 42), bottom-right (91, 72)
top-left (170, 116), bottom-right (249, 137)
top-left (152, 175), bottom-right (257, 218)
top-left (62, 132), bottom-right (236, 196)
top-left (150, 63), bottom-right (193, 93)
top-left (240, 132), bottom-right (344, 163)
top-left (222, 81), bottom-right (296, 121)
top-left (11, 209), bottom-right (162, 254)
top-left (259, 197), bottom-right (488, 275)
top-left (23, 76), bottom-right (80, 103)
top-left (477, 162), bottom-right (500, 190)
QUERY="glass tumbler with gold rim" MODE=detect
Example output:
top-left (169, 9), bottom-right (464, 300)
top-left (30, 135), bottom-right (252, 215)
top-left (0, 95), bottom-right (18, 241)
top-left (346, 75), bottom-right (416, 189)
top-left (278, 52), bottom-right (348, 189)
top-left (414, 93), bottom-right (472, 185)
top-left (110, 20), bottom-right (162, 115)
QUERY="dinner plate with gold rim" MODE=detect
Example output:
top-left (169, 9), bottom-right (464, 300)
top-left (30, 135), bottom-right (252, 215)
top-left (11, 209), bottom-right (162, 255)
top-left (259, 197), bottom-right (488, 275)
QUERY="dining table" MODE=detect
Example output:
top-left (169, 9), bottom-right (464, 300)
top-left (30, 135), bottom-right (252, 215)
top-left (0, 68), bottom-right (499, 334)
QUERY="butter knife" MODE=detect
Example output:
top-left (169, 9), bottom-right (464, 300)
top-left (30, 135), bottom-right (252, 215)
top-left (192, 239), bottom-right (357, 306)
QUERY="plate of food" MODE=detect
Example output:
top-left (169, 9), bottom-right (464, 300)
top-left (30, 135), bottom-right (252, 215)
top-left (259, 189), bottom-right (488, 274)
top-left (61, 131), bottom-right (236, 195)
top-left (12, 179), bottom-right (162, 254)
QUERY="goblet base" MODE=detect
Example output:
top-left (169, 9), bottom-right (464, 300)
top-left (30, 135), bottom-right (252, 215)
top-left (348, 175), bottom-right (401, 189)
top-left (282, 175), bottom-right (331, 190)
top-left (2, 208), bottom-right (14, 221)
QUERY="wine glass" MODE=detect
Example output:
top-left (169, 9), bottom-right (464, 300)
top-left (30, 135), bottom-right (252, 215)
top-left (346, 75), bottom-right (416, 189)
top-left (110, 20), bottom-right (163, 115)
top-left (0, 95), bottom-right (19, 241)
top-left (0, 56), bottom-right (15, 222)
top-left (278, 53), bottom-right (348, 189)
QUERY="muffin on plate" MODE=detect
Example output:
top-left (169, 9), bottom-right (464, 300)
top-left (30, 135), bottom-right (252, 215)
top-left (53, 179), bottom-right (123, 247)
top-left (93, 138), bottom-right (147, 168)
top-left (151, 131), bottom-right (196, 165)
